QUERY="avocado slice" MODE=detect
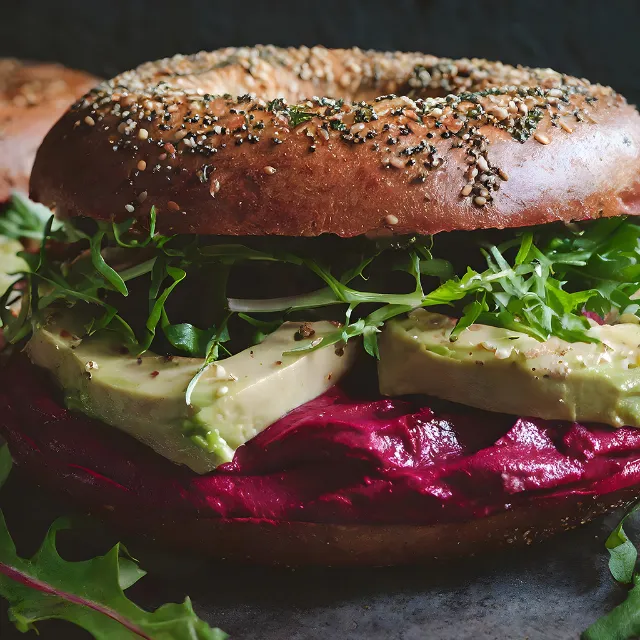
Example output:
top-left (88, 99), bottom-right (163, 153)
top-left (378, 309), bottom-right (640, 428)
top-left (26, 310), bottom-right (358, 473)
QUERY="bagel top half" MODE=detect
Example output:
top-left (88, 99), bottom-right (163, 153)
top-left (30, 46), bottom-right (640, 237)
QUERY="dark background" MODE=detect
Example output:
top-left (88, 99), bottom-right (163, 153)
top-left (2, 1), bottom-right (640, 639)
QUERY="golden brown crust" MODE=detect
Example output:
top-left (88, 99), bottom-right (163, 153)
top-left (0, 59), bottom-right (98, 202)
top-left (30, 46), bottom-right (640, 237)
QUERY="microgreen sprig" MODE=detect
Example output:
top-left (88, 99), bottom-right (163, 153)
top-left (4, 192), bottom-right (640, 369)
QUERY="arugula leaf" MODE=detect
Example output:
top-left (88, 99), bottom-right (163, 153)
top-left (582, 504), bottom-right (640, 639)
top-left (185, 314), bottom-right (232, 406)
top-left (450, 295), bottom-right (487, 341)
top-left (111, 207), bottom-right (157, 249)
top-left (582, 574), bottom-right (640, 640)
top-left (162, 320), bottom-right (218, 357)
top-left (0, 444), bottom-right (226, 640)
top-left (606, 506), bottom-right (640, 585)
top-left (138, 266), bottom-right (186, 355)
top-left (9, 192), bottom-right (640, 366)
top-left (362, 325), bottom-right (381, 358)
top-left (0, 193), bottom-right (63, 240)
top-left (238, 313), bottom-right (285, 345)
top-left (90, 231), bottom-right (129, 297)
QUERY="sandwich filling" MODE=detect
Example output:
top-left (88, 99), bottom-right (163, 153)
top-left (3, 195), bottom-right (640, 522)
top-left (2, 354), bottom-right (640, 528)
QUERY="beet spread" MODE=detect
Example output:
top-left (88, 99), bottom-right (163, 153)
top-left (2, 355), bottom-right (640, 526)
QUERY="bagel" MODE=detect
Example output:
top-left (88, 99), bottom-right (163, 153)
top-left (31, 46), bottom-right (640, 235)
top-left (2, 47), bottom-right (640, 566)
top-left (0, 59), bottom-right (97, 202)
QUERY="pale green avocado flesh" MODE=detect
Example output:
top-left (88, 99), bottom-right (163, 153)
top-left (378, 309), bottom-right (640, 428)
top-left (26, 310), bottom-right (358, 473)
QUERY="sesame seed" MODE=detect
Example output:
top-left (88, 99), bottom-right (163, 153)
top-left (210, 179), bottom-right (221, 196)
top-left (84, 116), bottom-right (95, 126)
top-left (498, 169), bottom-right (509, 181)
top-left (263, 166), bottom-right (277, 175)
top-left (461, 184), bottom-right (473, 196)
top-left (167, 201), bottom-right (180, 211)
top-left (58, 47), bottom-right (616, 220)
top-left (213, 364), bottom-right (227, 378)
top-left (216, 385), bottom-right (229, 397)
top-left (474, 196), bottom-right (487, 206)
top-left (385, 214), bottom-right (399, 225)
top-left (533, 132), bottom-right (551, 145)
top-left (559, 120), bottom-right (574, 133)
top-left (490, 106), bottom-right (509, 121)
top-left (479, 188), bottom-right (490, 198)
top-left (138, 191), bottom-right (148, 203)
top-left (124, 204), bottom-right (135, 213)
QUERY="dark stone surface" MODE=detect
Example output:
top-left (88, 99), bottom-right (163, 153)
top-left (0, 468), bottom-right (633, 639)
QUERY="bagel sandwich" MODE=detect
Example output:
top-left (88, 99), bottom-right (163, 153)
top-left (0, 60), bottom-right (98, 348)
top-left (0, 59), bottom-right (98, 203)
top-left (2, 46), bottom-right (640, 565)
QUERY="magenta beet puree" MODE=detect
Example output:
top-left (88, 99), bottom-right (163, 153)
top-left (2, 356), bottom-right (640, 525)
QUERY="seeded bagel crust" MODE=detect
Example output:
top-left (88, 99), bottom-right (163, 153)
top-left (29, 46), bottom-right (640, 237)
top-left (0, 59), bottom-right (97, 202)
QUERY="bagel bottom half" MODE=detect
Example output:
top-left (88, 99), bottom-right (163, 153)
top-left (1, 354), bottom-right (639, 566)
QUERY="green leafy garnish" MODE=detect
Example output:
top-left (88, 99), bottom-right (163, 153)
top-left (0, 445), bottom-right (226, 639)
top-left (583, 503), bottom-right (640, 639)
top-left (0, 192), bottom-right (63, 240)
top-left (90, 231), bottom-right (129, 297)
top-left (6, 194), bottom-right (640, 381)
top-left (606, 504), bottom-right (640, 585)
top-left (584, 575), bottom-right (640, 640)
top-left (185, 314), bottom-right (231, 407)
